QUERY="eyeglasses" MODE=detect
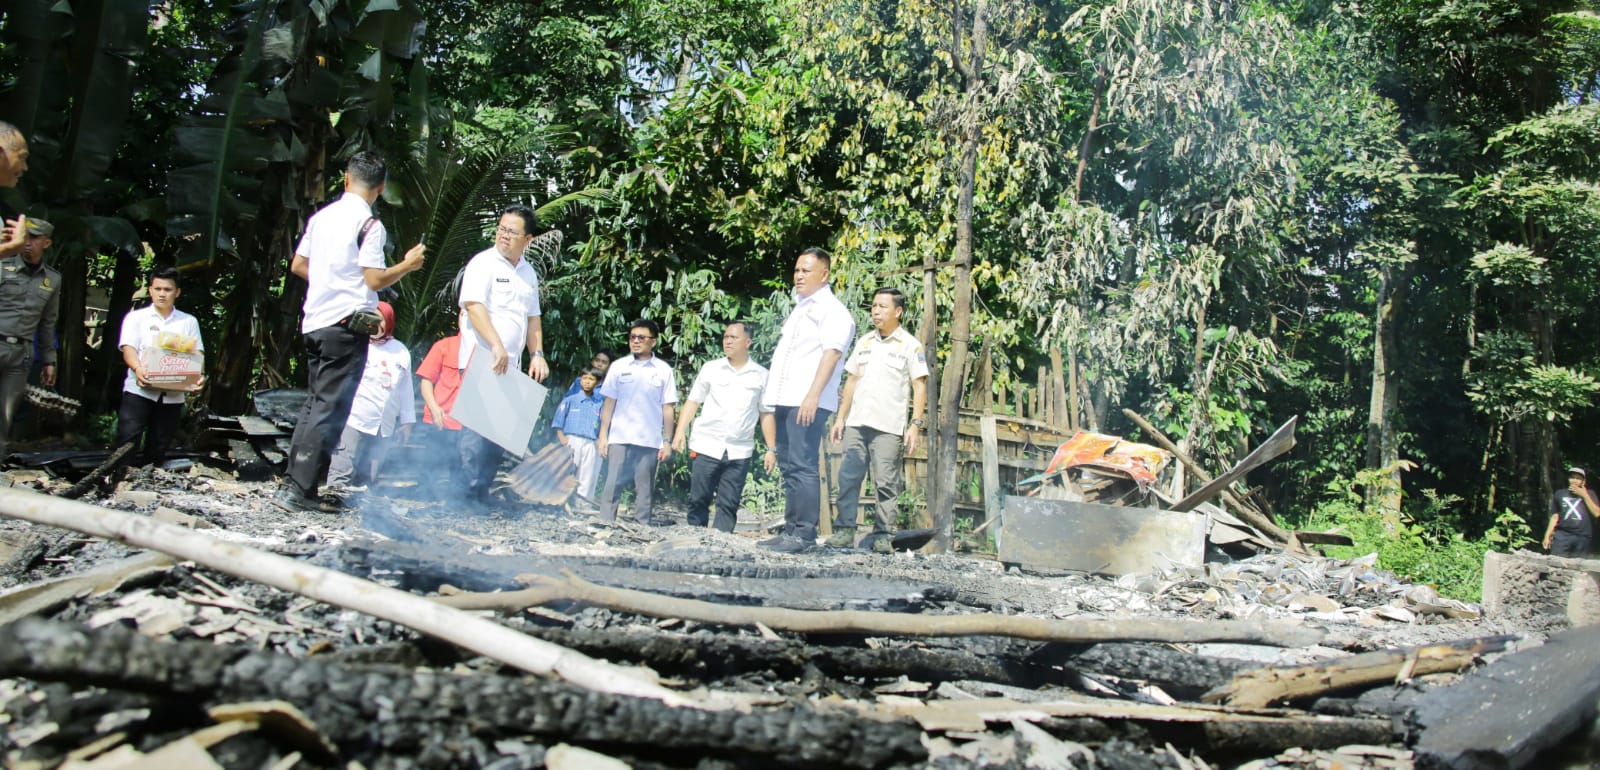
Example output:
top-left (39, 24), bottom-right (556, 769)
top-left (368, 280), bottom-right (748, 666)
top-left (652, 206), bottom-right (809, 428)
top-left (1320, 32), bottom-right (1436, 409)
top-left (494, 226), bottom-right (526, 237)
top-left (628, 333), bottom-right (655, 341)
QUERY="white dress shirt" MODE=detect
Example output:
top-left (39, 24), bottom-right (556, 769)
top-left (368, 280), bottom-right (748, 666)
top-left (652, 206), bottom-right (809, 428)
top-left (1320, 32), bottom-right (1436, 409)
top-left (762, 284), bottom-right (855, 412)
top-left (842, 326), bottom-right (929, 435)
top-left (457, 246), bottom-right (541, 369)
top-left (685, 357), bottom-right (771, 459)
top-left (345, 338), bottom-right (416, 437)
top-left (119, 305), bottom-right (204, 405)
top-left (600, 355), bottom-right (678, 449)
top-left (295, 193), bottom-right (387, 333)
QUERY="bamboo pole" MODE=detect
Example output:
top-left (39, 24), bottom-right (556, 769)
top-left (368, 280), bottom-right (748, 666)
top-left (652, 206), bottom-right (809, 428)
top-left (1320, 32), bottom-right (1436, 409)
top-left (438, 571), bottom-right (1326, 648)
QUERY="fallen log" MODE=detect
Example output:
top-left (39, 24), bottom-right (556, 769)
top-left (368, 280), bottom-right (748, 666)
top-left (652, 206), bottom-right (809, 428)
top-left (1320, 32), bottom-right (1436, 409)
top-left (436, 571), bottom-right (1327, 647)
top-left (0, 617), bottom-right (928, 769)
top-left (1121, 408), bottom-right (1291, 542)
top-left (0, 486), bottom-right (686, 706)
top-left (1201, 635), bottom-right (1517, 709)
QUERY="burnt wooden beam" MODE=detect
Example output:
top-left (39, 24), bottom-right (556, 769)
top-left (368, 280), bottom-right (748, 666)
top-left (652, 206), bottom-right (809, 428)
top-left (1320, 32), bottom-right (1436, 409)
top-left (1413, 625), bottom-right (1600, 769)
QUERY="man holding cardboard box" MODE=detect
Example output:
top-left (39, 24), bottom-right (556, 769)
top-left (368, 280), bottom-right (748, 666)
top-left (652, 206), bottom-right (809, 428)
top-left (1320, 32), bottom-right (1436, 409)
top-left (116, 266), bottom-right (203, 467)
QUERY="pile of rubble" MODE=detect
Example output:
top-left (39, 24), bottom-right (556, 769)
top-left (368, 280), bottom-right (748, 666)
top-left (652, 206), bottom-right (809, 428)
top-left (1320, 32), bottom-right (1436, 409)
top-left (0, 463), bottom-right (1594, 769)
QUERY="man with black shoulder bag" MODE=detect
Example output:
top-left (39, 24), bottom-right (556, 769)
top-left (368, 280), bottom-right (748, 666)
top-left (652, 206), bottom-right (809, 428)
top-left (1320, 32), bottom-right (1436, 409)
top-left (278, 151), bottom-right (425, 513)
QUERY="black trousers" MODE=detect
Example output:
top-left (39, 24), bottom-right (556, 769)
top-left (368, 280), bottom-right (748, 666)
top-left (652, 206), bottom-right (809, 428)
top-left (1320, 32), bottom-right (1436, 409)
top-left (458, 428), bottom-right (503, 504)
top-left (1551, 531), bottom-right (1591, 558)
top-left (774, 405), bottom-right (830, 540)
top-left (115, 392), bottom-right (184, 467)
top-left (687, 452), bottom-right (751, 532)
top-left (284, 324), bottom-right (368, 497)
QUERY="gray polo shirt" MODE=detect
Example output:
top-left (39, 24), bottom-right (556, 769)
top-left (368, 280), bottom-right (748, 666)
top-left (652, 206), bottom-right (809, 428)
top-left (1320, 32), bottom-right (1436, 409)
top-left (0, 256), bottom-right (61, 363)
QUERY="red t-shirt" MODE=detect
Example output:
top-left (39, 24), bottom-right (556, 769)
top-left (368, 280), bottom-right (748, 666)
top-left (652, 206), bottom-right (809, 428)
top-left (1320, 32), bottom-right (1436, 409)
top-left (416, 335), bottom-right (464, 430)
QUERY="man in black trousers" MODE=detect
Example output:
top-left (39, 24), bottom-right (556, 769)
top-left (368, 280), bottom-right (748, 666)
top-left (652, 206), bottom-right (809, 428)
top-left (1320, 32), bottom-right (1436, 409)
top-left (278, 151), bottom-right (425, 513)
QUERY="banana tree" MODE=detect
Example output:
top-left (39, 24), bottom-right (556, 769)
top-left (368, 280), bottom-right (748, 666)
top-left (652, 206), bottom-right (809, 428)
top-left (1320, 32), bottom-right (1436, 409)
top-left (165, 0), bottom-right (425, 413)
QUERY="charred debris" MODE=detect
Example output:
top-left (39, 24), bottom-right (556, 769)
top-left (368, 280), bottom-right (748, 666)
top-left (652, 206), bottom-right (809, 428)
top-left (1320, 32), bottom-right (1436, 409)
top-left (0, 397), bottom-right (1595, 769)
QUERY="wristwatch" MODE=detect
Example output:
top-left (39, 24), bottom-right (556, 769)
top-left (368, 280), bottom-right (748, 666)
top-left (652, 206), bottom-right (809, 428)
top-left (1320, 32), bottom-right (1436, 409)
top-left (532, 350), bottom-right (544, 357)
top-left (911, 418), bottom-right (926, 428)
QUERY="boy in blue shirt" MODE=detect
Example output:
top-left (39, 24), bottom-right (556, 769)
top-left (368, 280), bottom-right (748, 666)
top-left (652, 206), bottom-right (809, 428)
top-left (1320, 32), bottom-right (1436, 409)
top-left (553, 367), bottom-right (605, 499)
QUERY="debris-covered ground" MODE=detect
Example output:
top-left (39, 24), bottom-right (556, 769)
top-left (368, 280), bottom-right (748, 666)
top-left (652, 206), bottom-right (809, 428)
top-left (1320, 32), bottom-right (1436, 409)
top-left (0, 463), bottom-right (1596, 769)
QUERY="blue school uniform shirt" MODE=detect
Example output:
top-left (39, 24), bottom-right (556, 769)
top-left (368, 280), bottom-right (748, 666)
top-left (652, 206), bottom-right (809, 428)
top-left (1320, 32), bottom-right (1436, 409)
top-left (553, 389), bottom-right (604, 440)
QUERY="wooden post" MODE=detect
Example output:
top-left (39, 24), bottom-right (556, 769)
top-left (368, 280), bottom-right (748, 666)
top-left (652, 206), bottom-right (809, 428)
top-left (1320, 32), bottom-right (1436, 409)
top-left (980, 413), bottom-right (1003, 551)
top-left (1037, 366), bottom-right (1051, 426)
top-left (1067, 343), bottom-right (1081, 432)
top-left (974, 341), bottom-right (994, 412)
top-left (1049, 348), bottom-right (1070, 433)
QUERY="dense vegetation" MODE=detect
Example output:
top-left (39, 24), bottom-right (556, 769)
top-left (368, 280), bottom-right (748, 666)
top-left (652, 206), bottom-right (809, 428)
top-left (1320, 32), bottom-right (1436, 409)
top-left (1, 0), bottom-right (1597, 596)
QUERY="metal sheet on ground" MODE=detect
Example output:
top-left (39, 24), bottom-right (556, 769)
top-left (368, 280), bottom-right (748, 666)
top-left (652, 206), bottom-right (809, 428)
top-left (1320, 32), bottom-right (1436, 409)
top-left (998, 496), bottom-right (1205, 575)
top-left (453, 351), bottom-right (547, 457)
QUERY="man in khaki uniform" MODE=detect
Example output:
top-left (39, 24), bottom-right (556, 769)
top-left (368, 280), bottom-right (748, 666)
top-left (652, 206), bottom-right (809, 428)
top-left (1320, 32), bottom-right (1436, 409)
top-left (0, 218), bottom-right (60, 461)
top-left (826, 287), bottom-right (928, 552)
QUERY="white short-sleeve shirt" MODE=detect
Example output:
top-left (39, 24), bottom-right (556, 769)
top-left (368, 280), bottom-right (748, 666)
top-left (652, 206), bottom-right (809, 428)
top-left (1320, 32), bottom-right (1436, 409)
top-left (762, 285), bottom-right (855, 412)
top-left (685, 357), bottom-right (771, 460)
top-left (118, 305), bottom-right (204, 405)
top-left (295, 193), bottom-right (387, 334)
top-left (344, 337), bottom-right (416, 437)
top-left (600, 355), bottom-right (678, 449)
top-left (842, 325), bottom-right (929, 435)
top-left (457, 246), bottom-right (541, 369)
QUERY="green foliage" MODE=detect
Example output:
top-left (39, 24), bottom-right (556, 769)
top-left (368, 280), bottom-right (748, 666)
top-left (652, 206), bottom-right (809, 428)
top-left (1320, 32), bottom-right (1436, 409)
top-left (1305, 467), bottom-right (1534, 601)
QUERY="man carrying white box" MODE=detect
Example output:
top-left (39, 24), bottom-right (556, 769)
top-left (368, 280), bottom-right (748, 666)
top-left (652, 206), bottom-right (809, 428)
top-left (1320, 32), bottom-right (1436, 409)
top-left (116, 266), bottom-right (204, 467)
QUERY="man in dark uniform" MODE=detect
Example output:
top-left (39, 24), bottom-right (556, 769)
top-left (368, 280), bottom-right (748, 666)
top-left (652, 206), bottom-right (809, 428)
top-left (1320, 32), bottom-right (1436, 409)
top-left (1544, 467), bottom-right (1598, 557)
top-left (0, 218), bottom-right (60, 463)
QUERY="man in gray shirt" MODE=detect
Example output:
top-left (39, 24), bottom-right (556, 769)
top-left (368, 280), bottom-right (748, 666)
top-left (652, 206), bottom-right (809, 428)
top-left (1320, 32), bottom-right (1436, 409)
top-left (0, 218), bottom-right (60, 462)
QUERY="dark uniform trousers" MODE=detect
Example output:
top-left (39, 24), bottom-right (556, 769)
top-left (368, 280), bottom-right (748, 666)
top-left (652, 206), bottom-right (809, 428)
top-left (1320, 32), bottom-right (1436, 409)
top-left (283, 324), bottom-right (369, 497)
top-left (774, 405), bottom-right (831, 541)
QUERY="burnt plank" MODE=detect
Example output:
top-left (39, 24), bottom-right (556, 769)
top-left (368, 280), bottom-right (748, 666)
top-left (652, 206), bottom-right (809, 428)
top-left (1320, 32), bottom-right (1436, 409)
top-left (1413, 624), bottom-right (1600, 769)
top-left (236, 415), bottom-right (288, 438)
top-left (228, 439), bottom-right (272, 482)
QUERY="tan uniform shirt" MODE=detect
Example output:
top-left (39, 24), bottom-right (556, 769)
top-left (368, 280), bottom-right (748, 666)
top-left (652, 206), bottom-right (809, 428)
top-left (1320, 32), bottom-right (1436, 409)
top-left (842, 326), bottom-right (928, 435)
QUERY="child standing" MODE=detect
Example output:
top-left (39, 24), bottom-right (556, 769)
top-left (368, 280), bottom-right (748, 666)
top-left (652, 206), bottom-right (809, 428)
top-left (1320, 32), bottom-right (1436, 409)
top-left (553, 367), bottom-right (605, 499)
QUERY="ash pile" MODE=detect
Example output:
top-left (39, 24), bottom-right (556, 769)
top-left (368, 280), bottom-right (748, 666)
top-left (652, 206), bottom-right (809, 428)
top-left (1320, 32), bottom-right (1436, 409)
top-left (0, 455), bottom-right (1595, 769)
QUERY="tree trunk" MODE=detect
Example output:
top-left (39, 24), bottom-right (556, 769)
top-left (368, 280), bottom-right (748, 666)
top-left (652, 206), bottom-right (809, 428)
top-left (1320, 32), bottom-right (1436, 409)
top-left (1365, 262), bottom-right (1412, 527)
top-left (54, 252), bottom-right (88, 407)
top-left (94, 251), bottom-right (139, 412)
top-left (931, 0), bottom-right (988, 553)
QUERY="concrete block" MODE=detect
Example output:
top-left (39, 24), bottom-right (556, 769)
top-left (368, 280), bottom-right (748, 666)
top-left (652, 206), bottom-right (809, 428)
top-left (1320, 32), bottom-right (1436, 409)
top-left (1482, 549), bottom-right (1600, 628)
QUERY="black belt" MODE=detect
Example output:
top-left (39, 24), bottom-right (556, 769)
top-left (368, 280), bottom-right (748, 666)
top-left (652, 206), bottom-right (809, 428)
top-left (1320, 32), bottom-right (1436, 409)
top-left (0, 336), bottom-right (23, 345)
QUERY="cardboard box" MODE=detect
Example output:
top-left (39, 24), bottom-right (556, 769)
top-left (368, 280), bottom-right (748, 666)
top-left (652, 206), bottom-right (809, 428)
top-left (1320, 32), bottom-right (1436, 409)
top-left (140, 346), bottom-right (204, 392)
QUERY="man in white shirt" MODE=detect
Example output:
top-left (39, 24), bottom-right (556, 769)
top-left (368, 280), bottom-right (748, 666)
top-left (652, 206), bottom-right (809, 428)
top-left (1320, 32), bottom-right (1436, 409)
top-left (671, 321), bottom-right (777, 532)
top-left (455, 204), bottom-right (549, 506)
top-left (115, 266), bottom-right (204, 468)
top-left (596, 319), bottom-right (678, 524)
top-left (760, 248), bottom-right (855, 553)
top-left (280, 151), bottom-right (426, 514)
top-left (327, 301), bottom-right (414, 492)
top-left (826, 287), bottom-right (929, 552)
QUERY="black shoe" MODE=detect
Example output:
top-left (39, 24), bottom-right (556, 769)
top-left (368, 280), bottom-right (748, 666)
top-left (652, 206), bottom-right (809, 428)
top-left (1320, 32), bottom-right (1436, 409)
top-left (758, 527), bottom-right (792, 547)
top-left (644, 516), bottom-right (674, 527)
top-left (274, 486), bottom-right (338, 514)
top-left (762, 534), bottom-right (814, 554)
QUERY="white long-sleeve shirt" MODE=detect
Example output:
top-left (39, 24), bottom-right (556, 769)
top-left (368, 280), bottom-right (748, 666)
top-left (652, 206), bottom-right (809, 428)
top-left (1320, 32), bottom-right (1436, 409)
top-left (345, 338), bottom-right (415, 437)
